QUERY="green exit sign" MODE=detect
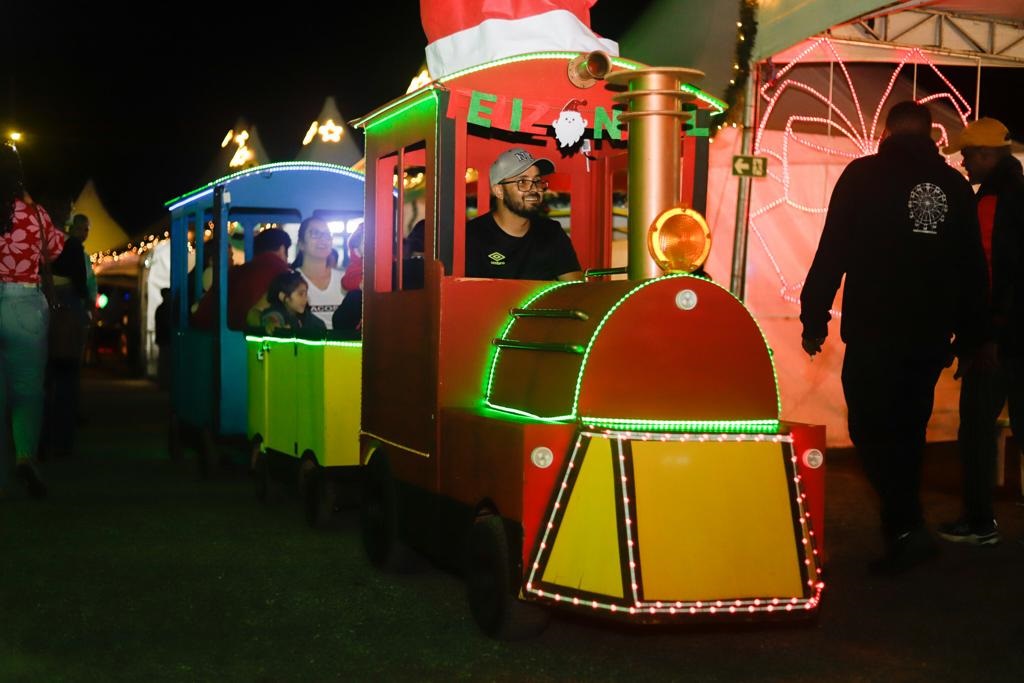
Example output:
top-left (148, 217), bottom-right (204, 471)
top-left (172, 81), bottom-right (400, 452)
top-left (732, 155), bottom-right (768, 177)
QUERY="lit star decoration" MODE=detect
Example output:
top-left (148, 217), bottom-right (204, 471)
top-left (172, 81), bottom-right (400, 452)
top-left (302, 119), bottom-right (345, 145)
top-left (318, 119), bottom-right (344, 143)
top-left (229, 130), bottom-right (253, 168)
top-left (749, 37), bottom-right (970, 307)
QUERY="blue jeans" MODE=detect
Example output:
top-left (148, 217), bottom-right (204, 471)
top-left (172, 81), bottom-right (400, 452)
top-left (0, 283), bottom-right (49, 490)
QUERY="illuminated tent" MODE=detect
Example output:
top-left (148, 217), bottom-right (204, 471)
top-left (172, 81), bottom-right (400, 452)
top-left (296, 96), bottom-right (363, 167)
top-left (203, 118), bottom-right (270, 182)
top-left (625, 1), bottom-right (1024, 445)
top-left (71, 180), bottom-right (131, 255)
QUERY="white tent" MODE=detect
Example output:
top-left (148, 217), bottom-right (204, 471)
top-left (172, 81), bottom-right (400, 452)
top-left (204, 118), bottom-right (271, 182)
top-left (295, 96), bottom-right (363, 166)
top-left (625, 1), bottom-right (1024, 446)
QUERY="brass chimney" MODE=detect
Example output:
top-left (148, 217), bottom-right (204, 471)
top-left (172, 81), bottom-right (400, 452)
top-left (607, 67), bottom-right (704, 280)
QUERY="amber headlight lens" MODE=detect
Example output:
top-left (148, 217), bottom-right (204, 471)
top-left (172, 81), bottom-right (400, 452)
top-left (647, 206), bottom-right (711, 273)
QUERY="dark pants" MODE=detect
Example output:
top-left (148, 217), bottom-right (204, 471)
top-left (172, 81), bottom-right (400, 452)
top-left (41, 286), bottom-right (87, 457)
top-left (957, 355), bottom-right (1024, 524)
top-left (842, 343), bottom-right (948, 542)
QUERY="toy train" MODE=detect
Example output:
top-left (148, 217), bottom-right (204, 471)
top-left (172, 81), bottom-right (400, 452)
top-left (166, 51), bottom-right (827, 639)
top-left (351, 51), bottom-right (826, 637)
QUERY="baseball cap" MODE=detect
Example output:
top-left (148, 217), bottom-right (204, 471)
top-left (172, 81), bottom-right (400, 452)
top-left (489, 148), bottom-right (555, 186)
top-left (943, 117), bottom-right (1010, 154)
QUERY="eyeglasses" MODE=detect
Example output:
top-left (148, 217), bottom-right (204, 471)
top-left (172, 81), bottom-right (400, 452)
top-left (306, 229), bottom-right (333, 242)
top-left (499, 177), bottom-right (550, 192)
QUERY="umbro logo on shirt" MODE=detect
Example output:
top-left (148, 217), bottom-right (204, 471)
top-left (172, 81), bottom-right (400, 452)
top-left (488, 251), bottom-right (506, 266)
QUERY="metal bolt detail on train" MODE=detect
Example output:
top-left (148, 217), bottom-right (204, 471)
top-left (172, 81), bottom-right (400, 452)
top-left (352, 50), bottom-right (827, 639)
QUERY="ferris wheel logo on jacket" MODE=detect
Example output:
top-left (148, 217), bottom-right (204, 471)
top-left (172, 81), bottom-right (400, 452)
top-left (907, 182), bottom-right (948, 235)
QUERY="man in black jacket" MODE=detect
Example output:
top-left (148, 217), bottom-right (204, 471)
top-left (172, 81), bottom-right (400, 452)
top-left (938, 118), bottom-right (1023, 547)
top-left (800, 101), bottom-right (989, 575)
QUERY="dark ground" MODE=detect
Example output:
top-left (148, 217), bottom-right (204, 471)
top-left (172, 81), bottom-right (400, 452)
top-left (2, 368), bottom-right (1023, 682)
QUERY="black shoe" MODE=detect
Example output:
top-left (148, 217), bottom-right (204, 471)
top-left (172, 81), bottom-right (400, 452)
top-left (15, 461), bottom-right (47, 499)
top-left (869, 528), bottom-right (939, 576)
top-left (937, 518), bottom-right (1000, 546)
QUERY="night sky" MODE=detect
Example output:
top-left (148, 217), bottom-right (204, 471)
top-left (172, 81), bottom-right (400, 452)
top-left (1, 3), bottom-right (652, 235)
top-left (2, 3), bottom-right (1019, 238)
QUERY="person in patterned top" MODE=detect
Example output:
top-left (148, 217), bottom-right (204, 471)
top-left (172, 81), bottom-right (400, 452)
top-left (0, 143), bottom-right (66, 499)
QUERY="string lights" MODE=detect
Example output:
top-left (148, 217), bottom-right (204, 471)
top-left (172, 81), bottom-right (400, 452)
top-left (711, 0), bottom-right (758, 134)
top-left (749, 37), bottom-right (971, 306)
top-left (523, 430), bottom-right (825, 617)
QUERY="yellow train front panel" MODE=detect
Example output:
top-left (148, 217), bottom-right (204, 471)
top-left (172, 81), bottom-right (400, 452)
top-left (526, 430), bottom-right (823, 619)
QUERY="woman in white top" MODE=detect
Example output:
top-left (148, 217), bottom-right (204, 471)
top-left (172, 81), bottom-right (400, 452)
top-left (291, 217), bottom-right (344, 329)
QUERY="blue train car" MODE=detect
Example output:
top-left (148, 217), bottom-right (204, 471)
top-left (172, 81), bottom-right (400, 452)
top-left (164, 162), bottom-right (365, 472)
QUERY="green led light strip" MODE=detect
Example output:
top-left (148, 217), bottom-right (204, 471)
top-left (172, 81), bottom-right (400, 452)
top-left (354, 90), bottom-right (439, 132)
top-left (680, 83), bottom-right (726, 114)
top-left (581, 418), bottom-right (781, 434)
top-left (165, 161), bottom-right (365, 208)
top-left (355, 53), bottom-right (723, 129)
top-left (569, 276), bottom-right (678, 418)
top-left (246, 335), bottom-right (362, 349)
top-left (483, 280), bottom-right (582, 408)
top-left (712, 278), bottom-right (783, 419)
top-left (438, 52), bottom-right (644, 83)
top-left (572, 273), bottom-right (780, 420)
top-left (486, 273), bottom-right (781, 423)
top-left (483, 404), bottom-right (575, 423)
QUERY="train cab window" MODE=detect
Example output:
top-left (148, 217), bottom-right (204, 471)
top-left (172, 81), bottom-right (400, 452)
top-left (313, 209), bottom-right (364, 268)
top-left (610, 167), bottom-right (629, 272)
top-left (376, 142), bottom-right (427, 292)
top-left (547, 188), bottom-right (572, 238)
top-left (465, 167), bottom-right (480, 221)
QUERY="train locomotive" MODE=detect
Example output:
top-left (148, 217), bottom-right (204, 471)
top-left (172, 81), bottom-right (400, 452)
top-left (352, 51), bottom-right (827, 638)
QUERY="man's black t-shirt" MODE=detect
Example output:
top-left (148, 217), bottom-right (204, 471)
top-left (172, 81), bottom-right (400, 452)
top-left (465, 212), bottom-right (581, 280)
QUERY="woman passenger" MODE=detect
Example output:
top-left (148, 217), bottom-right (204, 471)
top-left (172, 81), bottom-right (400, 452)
top-left (291, 217), bottom-right (344, 328)
top-left (0, 143), bottom-right (67, 499)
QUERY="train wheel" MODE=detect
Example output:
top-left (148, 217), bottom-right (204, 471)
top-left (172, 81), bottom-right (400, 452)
top-left (253, 448), bottom-right (280, 504)
top-left (197, 428), bottom-right (218, 479)
top-left (249, 436), bottom-right (262, 473)
top-left (360, 454), bottom-right (419, 571)
top-left (465, 514), bottom-right (550, 641)
top-left (299, 455), bottom-right (335, 529)
top-left (168, 413), bottom-right (182, 461)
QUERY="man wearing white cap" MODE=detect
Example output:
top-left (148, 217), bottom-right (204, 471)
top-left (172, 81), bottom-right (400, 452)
top-left (939, 118), bottom-right (1023, 547)
top-left (465, 148), bottom-right (582, 281)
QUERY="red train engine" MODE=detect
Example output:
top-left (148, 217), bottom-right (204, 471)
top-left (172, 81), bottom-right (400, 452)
top-left (353, 51), bottom-right (826, 638)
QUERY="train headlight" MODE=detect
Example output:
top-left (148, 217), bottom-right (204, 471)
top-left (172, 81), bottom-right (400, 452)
top-left (647, 206), bottom-right (711, 274)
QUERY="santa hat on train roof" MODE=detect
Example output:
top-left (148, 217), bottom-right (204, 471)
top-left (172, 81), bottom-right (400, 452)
top-left (420, 0), bottom-right (619, 80)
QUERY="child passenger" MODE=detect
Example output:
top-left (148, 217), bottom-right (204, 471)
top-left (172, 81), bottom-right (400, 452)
top-left (260, 270), bottom-right (326, 335)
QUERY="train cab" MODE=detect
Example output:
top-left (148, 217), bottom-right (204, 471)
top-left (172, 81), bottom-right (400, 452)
top-left (354, 52), bottom-right (826, 638)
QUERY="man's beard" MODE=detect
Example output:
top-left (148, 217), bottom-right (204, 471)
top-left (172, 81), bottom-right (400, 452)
top-left (502, 192), bottom-right (544, 219)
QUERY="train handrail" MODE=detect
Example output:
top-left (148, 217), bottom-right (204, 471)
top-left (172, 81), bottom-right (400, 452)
top-left (584, 267), bottom-right (627, 279)
top-left (492, 339), bottom-right (585, 354)
top-left (510, 308), bottom-right (589, 321)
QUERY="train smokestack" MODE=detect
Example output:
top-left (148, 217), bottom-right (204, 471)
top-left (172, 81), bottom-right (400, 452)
top-left (607, 66), bottom-right (705, 280)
